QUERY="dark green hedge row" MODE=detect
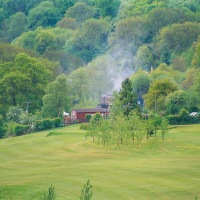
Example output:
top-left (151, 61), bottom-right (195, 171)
top-left (167, 109), bottom-right (200, 125)
top-left (34, 117), bottom-right (62, 131)
top-left (14, 124), bottom-right (31, 136)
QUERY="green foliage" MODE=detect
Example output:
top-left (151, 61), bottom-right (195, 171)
top-left (68, 18), bottom-right (109, 62)
top-left (130, 70), bottom-right (151, 96)
top-left (8, 12), bottom-right (28, 42)
top-left (1, 0), bottom-right (200, 120)
top-left (6, 121), bottom-right (17, 137)
top-left (165, 90), bottom-right (188, 114)
top-left (144, 78), bottom-right (178, 113)
top-left (167, 108), bottom-right (200, 125)
top-left (65, 2), bottom-right (94, 23)
top-left (52, 117), bottom-right (62, 128)
top-left (80, 179), bottom-right (93, 200)
top-left (0, 115), bottom-right (6, 138)
top-left (42, 74), bottom-right (70, 118)
top-left (28, 1), bottom-right (61, 29)
top-left (157, 22), bottom-right (200, 64)
top-left (94, 0), bottom-right (120, 18)
top-left (6, 105), bottom-right (24, 123)
top-left (14, 124), bottom-right (30, 136)
top-left (0, 53), bottom-right (50, 113)
top-left (40, 185), bottom-right (56, 200)
top-left (85, 114), bottom-right (92, 122)
top-left (159, 117), bottom-right (169, 139)
top-left (42, 119), bottom-right (53, 130)
top-left (119, 78), bottom-right (138, 116)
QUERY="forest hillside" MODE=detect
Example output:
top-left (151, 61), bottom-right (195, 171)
top-left (0, 0), bottom-right (200, 135)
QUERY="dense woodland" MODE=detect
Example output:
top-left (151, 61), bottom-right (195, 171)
top-left (0, 0), bottom-right (200, 137)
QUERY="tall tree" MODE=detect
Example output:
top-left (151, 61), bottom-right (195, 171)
top-left (42, 74), bottom-right (70, 118)
top-left (68, 18), bottom-right (109, 62)
top-left (94, 0), bottom-right (120, 18)
top-left (118, 78), bottom-right (138, 116)
top-left (68, 67), bottom-right (90, 105)
top-left (8, 12), bottom-right (28, 41)
top-left (144, 78), bottom-right (178, 113)
top-left (165, 90), bottom-right (187, 114)
top-left (27, 1), bottom-right (61, 29)
top-left (65, 2), bottom-right (94, 24)
top-left (0, 53), bottom-right (49, 114)
top-left (157, 22), bottom-right (200, 64)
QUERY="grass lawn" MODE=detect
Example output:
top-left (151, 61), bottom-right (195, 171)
top-left (0, 124), bottom-right (200, 199)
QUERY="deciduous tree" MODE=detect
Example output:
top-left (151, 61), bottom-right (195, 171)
top-left (144, 78), bottom-right (178, 113)
top-left (42, 74), bottom-right (70, 118)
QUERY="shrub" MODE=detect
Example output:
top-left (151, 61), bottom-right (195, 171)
top-left (53, 117), bottom-right (62, 127)
top-left (6, 122), bottom-right (17, 137)
top-left (85, 114), bottom-right (92, 122)
top-left (42, 119), bottom-right (53, 130)
top-left (0, 126), bottom-right (6, 138)
top-left (178, 109), bottom-right (191, 124)
top-left (35, 120), bottom-right (44, 131)
top-left (167, 109), bottom-right (200, 125)
top-left (14, 124), bottom-right (30, 136)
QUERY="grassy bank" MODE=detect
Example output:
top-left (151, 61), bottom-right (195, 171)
top-left (0, 124), bottom-right (200, 199)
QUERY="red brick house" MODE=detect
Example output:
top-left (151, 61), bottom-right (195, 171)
top-left (71, 108), bottom-right (109, 123)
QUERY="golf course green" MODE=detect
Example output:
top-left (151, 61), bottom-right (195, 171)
top-left (0, 124), bottom-right (199, 199)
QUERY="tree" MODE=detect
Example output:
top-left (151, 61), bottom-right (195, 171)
top-left (134, 45), bottom-right (154, 71)
top-left (165, 90), bottom-right (187, 114)
top-left (8, 12), bottom-right (28, 41)
top-left (94, 0), bottom-right (121, 18)
top-left (40, 185), bottom-right (56, 200)
top-left (80, 179), bottom-right (93, 200)
top-left (160, 117), bottom-right (169, 140)
top-left (130, 70), bottom-right (151, 102)
top-left (56, 17), bottom-right (79, 30)
top-left (35, 30), bottom-right (57, 54)
top-left (65, 2), bottom-right (94, 24)
top-left (88, 113), bottom-right (103, 143)
top-left (42, 74), bottom-right (70, 118)
top-left (192, 36), bottom-right (200, 68)
top-left (118, 78), bottom-right (138, 116)
top-left (145, 8), bottom-right (196, 41)
top-left (68, 67), bottom-right (90, 104)
top-left (28, 1), bottom-right (61, 29)
top-left (111, 113), bottom-right (129, 147)
top-left (0, 53), bottom-right (49, 113)
top-left (68, 18), bottom-right (109, 62)
top-left (110, 16), bottom-right (146, 49)
top-left (144, 78), bottom-right (178, 113)
top-left (157, 22), bottom-right (200, 64)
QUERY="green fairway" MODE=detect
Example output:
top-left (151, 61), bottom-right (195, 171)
top-left (0, 124), bottom-right (200, 200)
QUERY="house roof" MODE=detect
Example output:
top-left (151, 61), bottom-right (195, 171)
top-left (72, 108), bottom-right (109, 113)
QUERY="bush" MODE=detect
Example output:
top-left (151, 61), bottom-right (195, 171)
top-left (14, 124), bottom-right (30, 136)
top-left (178, 109), bottom-right (191, 124)
top-left (35, 120), bottom-right (44, 131)
top-left (42, 119), bottom-right (53, 130)
top-left (0, 126), bottom-right (6, 138)
top-left (35, 119), bottom-right (53, 131)
top-left (85, 114), bottom-right (92, 122)
top-left (6, 122), bottom-right (17, 137)
top-left (53, 117), bottom-right (62, 127)
top-left (167, 109), bottom-right (200, 125)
